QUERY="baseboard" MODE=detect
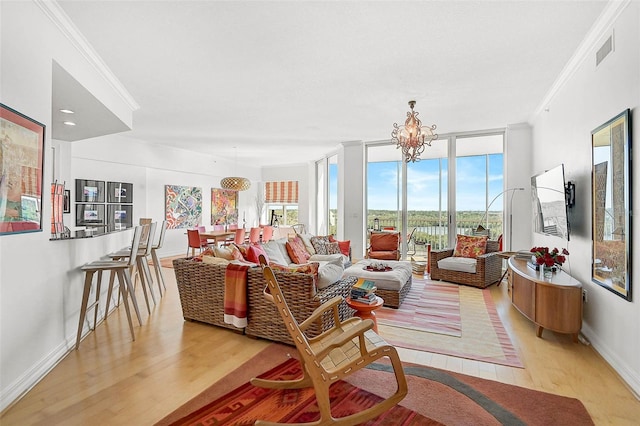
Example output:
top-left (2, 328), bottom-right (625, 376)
top-left (0, 338), bottom-right (75, 413)
top-left (582, 323), bottom-right (640, 400)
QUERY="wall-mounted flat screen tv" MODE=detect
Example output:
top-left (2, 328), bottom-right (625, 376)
top-left (531, 164), bottom-right (573, 241)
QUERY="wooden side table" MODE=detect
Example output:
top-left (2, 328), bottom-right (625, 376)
top-left (346, 296), bottom-right (384, 332)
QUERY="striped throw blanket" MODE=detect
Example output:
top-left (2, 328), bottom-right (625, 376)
top-left (224, 263), bottom-right (250, 328)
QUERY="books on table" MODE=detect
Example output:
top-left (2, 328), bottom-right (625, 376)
top-left (351, 278), bottom-right (377, 304)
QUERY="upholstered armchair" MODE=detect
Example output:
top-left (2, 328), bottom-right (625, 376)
top-left (430, 238), bottom-right (502, 288)
top-left (366, 231), bottom-right (400, 261)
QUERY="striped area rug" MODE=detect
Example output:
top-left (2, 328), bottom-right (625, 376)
top-left (376, 280), bottom-right (462, 337)
top-left (377, 277), bottom-right (523, 368)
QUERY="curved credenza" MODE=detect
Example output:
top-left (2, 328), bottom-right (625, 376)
top-left (507, 257), bottom-right (582, 342)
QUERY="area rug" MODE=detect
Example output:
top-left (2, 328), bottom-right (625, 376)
top-left (155, 344), bottom-right (593, 426)
top-left (376, 277), bottom-right (523, 368)
top-left (376, 280), bottom-right (461, 337)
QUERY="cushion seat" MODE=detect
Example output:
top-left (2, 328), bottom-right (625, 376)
top-left (437, 256), bottom-right (477, 273)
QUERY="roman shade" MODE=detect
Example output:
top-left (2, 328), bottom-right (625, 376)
top-left (265, 181), bottom-right (298, 203)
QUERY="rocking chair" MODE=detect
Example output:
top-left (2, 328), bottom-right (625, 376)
top-left (251, 254), bottom-right (408, 426)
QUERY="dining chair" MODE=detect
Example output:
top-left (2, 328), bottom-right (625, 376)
top-left (233, 228), bottom-right (246, 245)
top-left (187, 229), bottom-right (206, 257)
top-left (261, 225), bottom-right (273, 243)
top-left (249, 227), bottom-right (261, 245)
top-left (212, 224), bottom-right (225, 231)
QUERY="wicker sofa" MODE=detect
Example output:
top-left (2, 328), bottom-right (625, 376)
top-left (172, 258), bottom-right (357, 345)
top-left (429, 240), bottom-right (502, 289)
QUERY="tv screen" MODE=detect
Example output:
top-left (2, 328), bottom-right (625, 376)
top-left (531, 164), bottom-right (571, 241)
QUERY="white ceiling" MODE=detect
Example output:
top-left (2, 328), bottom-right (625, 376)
top-left (55, 0), bottom-right (607, 166)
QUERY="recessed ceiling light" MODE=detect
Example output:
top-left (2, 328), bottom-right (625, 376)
top-left (63, 121), bottom-right (76, 126)
top-left (59, 109), bottom-right (75, 114)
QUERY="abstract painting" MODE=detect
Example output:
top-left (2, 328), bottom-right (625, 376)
top-left (211, 188), bottom-right (238, 226)
top-left (165, 185), bottom-right (202, 229)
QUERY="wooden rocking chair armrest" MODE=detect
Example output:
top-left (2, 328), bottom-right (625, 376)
top-left (315, 320), bottom-right (375, 359)
top-left (299, 296), bottom-right (343, 331)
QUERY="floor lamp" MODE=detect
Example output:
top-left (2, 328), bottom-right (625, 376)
top-left (475, 187), bottom-right (525, 251)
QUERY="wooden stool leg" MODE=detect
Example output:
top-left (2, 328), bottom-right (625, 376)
top-left (151, 249), bottom-right (166, 294)
top-left (140, 257), bottom-right (158, 305)
top-left (92, 271), bottom-right (103, 329)
top-left (133, 259), bottom-right (152, 314)
top-left (105, 270), bottom-right (118, 315)
top-left (123, 268), bottom-right (144, 326)
top-left (116, 268), bottom-right (136, 341)
top-left (76, 270), bottom-right (95, 350)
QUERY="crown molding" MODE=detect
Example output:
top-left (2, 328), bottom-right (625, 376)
top-left (35, 0), bottom-right (140, 111)
top-left (531, 0), bottom-right (631, 121)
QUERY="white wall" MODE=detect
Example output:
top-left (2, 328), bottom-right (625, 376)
top-left (529, 1), bottom-right (640, 397)
top-left (0, 1), bottom-right (261, 411)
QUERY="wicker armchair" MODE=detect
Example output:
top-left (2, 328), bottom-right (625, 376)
top-left (429, 240), bottom-right (502, 288)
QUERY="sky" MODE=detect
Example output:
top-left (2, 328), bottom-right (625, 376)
top-left (345, 153), bottom-right (506, 212)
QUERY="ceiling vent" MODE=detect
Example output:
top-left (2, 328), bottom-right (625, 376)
top-left (596, 32), bottom-right (614, 67)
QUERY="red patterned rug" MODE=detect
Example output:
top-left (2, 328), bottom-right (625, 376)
top-left (376, 277), bottom-right (523, 368)
top-left (156, 344), bottom-right (592, 426)
top-left (376, 280), bottom-right (461, 336)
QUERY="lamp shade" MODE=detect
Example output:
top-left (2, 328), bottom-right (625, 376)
top-left (220, 177), bottom-right (251, 191)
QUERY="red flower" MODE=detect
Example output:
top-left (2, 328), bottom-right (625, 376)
top-left (530, 246), bottom-right (569, 266)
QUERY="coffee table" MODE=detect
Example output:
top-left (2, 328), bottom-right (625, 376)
top-left (346, 296), bottom-right (384, 332)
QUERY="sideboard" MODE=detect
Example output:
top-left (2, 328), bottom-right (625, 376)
top-left (507, 257), bottom-right (582, 342)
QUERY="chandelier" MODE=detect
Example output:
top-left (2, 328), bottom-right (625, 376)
top-left (391, 100), bottom-right (438, 162)
top-left (220, 147), bottom-right (251, 191)
top-left (220, 176), bottom-right (251, 191)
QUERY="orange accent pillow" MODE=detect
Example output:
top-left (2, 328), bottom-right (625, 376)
top-left (270, 262), bottom-right (319, 277)
top-left (286, 236), bottom-right (311, 264)
top-left (246, 244), bottom-right (269, 264)
top-left (453, 234), bottom-right (488, 258)
top-left (328, 235), bottom-right (351, 257)
top-left (370, 232), bottom-right (399, 251)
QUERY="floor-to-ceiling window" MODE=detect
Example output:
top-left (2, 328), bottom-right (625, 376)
top-left (365, 131), bottom-right (504, 259)
top-left (328, 154), bottom-right (338, 235)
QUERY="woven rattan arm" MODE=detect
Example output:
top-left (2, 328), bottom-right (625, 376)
top-left (298, 296), bottom-right (343, 332)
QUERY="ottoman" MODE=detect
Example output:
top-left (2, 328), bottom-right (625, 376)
top-left (342, 259), bottom-right (413, 308)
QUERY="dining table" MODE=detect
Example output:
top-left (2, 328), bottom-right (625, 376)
top-left (200, 230), bottom-right (236, 246)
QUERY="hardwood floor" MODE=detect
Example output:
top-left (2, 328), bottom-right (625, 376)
top-left (2, 265), bottom-right (639, 425)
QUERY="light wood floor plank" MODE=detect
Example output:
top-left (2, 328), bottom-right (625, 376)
top-left (1, 267), bottom-right (639, 425)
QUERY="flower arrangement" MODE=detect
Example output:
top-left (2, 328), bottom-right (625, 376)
top-left (530, 246), bottom-right (569, 267)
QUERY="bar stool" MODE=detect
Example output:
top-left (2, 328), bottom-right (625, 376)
top-left (150, 220), bottom-right (168, 296)
top-left (108, 222), bottom-right (158, 314)
top-left (76, 226), bottom-right (144, 349)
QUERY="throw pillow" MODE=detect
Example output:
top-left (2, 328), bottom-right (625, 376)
top-left (310, 236), bottom-right (331, 255)
top-left (270, 262), bottom-right (319, 280)
top-left (233, 243), bottom-right (251, 260)
top-left (328, 236), bottom-right (351, 257)
top-left (317, 261), bottom-right (343, 289)
top-left (261, 240), bottom-right (290, 266)
top-left (246, 244), bottom-right (269, 264)
top-left (298, 233), bottom-right (316, 255)
top-left (214, 246), bottom-right (235, 260)
top-left (228, 244), bottom-right (245, 261)
top-left (453, 234), bottom-right (488, 258)
top-left (325, 241), bottom-right (341, 255)
top-left (286, 236), bottom-right (311, 264)
top-left (202, 255), bottom-right (230, 265)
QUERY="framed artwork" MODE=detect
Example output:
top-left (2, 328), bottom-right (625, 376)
top-left (591, 109), bottom-right (632, 301)
top-left (211, 188), bottom-right (238, 226)
top-left (51, 183), bottom-right (64, 235)
top-left (75, 204), bottom-right (105, 227)
top-left (164, 185), bottom-right (202, 229)
top-left (75, 179), bottom-right (105, 203)
top-left (107, 204), bottom-right (133, 230)
top-left (63, 189), bottom-right (71, 214)
top-left (107, 181), bottom-right (133, 203)
top-left (0, 103), bottom-right (45, 235)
